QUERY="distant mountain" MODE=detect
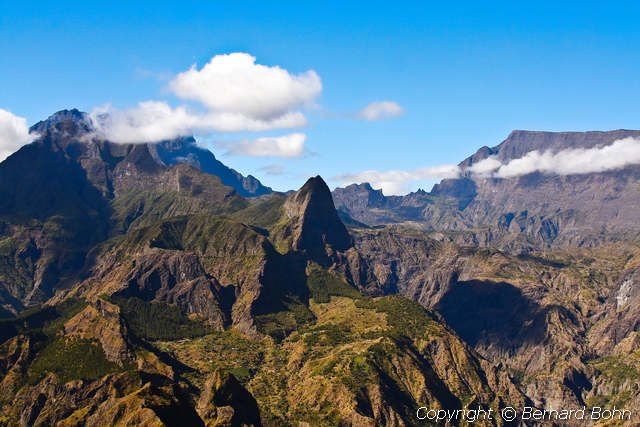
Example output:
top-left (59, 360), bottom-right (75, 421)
top-left (334, 129), bottom-right (640, 252)
top-left (29, 109), bottom-right (272, 197)
top-left (460, 129), bottom-right (640, 166)
top-left (154, 137), bottom-right (272, 197)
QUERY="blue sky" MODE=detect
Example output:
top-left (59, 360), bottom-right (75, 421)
top-left (2, 1), bottom-right (640, 194)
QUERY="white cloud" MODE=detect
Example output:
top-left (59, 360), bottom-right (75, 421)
top-left (467, 138), bottom-right (640, 179)
top-left (89, 53), bottom-right (320, 144)
top-left (357, 101), bottom-right (405, 121)
top-left (333, 137), bottom-right (640, 196)
top-left (333, 164), bottom-right (460, 195)
top-left (215, 133), bottom-right (307, 158)
top-left (89, 102), bottom-right (200, 143)
top-left (0, 109), bottom-right (38, 161)
top-left (170, 52), bottom-right (322, 120)
top-left (84, 53), bottom-right (403, 153)
top-left (89, 101), bottom-right (308, 143)
top-left (199, 110), bottom-right (307, 133)
top-left (466, 157), bottom-right (502, 177)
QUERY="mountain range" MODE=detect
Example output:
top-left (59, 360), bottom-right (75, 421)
top-left (0, 110), bottom-right (638, 426)
top-left (334, 129), bottom-right (640, 252)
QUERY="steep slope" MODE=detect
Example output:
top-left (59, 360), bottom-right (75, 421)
top-left (342, 225), bottom-right (640, 415)
top-left (0, 110), bottom-right (248, 314)
top-left (64, 215), bottom-right (283, 335)
top-left (273, 176), bottom-right (352, 259)
top-left (0, 298), bottom-right (204, 427)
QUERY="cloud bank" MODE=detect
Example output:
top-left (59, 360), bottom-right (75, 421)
top-left (333, 164), bottom-right (460, 195)
top-left (89, 102), bottom-right (307, 143)
top-left (89, 53), bottom-right (320, 157)
top-left (357, 101), bottom-right (405, 121)
top-left (468, 137), bottom-right (640, 178)
top-left (0, 109), bottom-right (38, 162)
top-left (215, 133), bottom-right (307, 158)
top-left (335, 138), bottom-right (640, 196)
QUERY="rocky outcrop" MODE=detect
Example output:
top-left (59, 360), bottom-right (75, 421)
top-left (0, 335), bottom-right (35, 401)
top-left (62, 299), bottom-right (135, 362)
top-left (275, 176), bottom-right (352, 262)
top-left (6, 371), bottom-right (203, 427)
top-left (113, 249), bottom-right (230, 329)
top-left (197, 370), bottom-right (261, 426)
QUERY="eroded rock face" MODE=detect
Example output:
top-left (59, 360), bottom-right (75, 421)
top-left (339, 227), bottom-right (640, 411)
top-left (590, 265), bottom-right (640, 354)
top-left (62, 300), bottom-right (134, 362)
top-left (280, 176), bottom-right (352, 261)
top-left (114, 250), bottom-right (230, 329)
top-left (7, 371), bottom-right (203, 427)
top-left (0, 335), bottom-right (35, 399)
top-left (197, 370), bottom-right (261, 427)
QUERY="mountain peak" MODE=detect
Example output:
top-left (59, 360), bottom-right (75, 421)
top-left (30, 109), bottom-right (91, 135)
top-left (297, 175), bottom-right (330, 198)
top-left (21, 108), bottom-right (272, 198)
top-left (332, 182), bottom-right (387, 214)
top-left (281, 176), bottom-right (352, 260)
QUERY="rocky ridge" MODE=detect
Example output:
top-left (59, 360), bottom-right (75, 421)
top-left (333, 129), bottom-right (640, 252)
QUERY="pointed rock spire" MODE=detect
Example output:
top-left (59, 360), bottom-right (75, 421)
top-left (282, 176), bottom-right (352, 260)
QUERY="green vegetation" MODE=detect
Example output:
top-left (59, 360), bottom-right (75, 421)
top-left (157, 329), bottom-right (265, 386)
top-left (110, 170), bottom-right (248, 233)
top-left (27, 337), bottom-right (122, 384)
top-left (0, 236), bottom-right (35, 302)
top-left (0, 298), bottom-right (87, 343)
top-left (112, 297), bottom-right (210, 341)
top-left (302, 323), bottom-right (353, 347)
top-left (589, 352), bottom-right (640, 385)
top-left (231, 195), bottom-right (285, 230)
top-left (0, 299), bottom-right (128, 388)
top-left (356, 295), bottom-right (442, 339)
top-left (306, 263), bottom-right (362, 303)
top-left (255, 297), bottom-right (315, 342)
top-left (254, 263), bottom-right (363, 344)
